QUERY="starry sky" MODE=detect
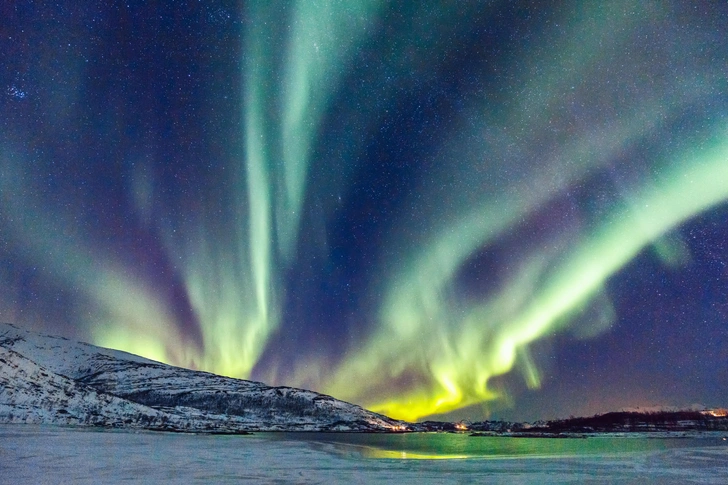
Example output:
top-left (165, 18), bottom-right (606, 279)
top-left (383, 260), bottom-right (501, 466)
top-left (2, 1), bottom-right (727, 422)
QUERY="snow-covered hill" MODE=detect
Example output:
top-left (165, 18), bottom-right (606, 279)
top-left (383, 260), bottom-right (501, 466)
top-left (0, 323), bottom-right (407, 432)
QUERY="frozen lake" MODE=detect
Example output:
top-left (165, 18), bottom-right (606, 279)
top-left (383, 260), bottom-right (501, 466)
top-left (1, 425), bottom-right (727, 483)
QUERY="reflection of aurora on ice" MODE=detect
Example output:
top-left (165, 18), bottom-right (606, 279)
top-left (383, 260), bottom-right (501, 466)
top-left (2, 1), bottom-right (727, 422)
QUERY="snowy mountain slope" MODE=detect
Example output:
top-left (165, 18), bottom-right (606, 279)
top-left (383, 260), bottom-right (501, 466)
top-left (0, 346), bottom-right (291, 433)
top-left (76, 355), bottom-right (395, 428)
top-left (0, 323), bottom-right (407, 432)
top-left (0, 323), bottom-right (157, 379)
top-left (0, 346), bottom-right (171, 427)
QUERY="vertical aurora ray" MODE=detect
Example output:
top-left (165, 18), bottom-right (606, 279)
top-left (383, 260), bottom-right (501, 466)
top-left (278, 0), bottom-right (381, 262)
top-left (156, 4), bottom-right (284, 379)
top-left (238, 3), bottom-right (276, 377)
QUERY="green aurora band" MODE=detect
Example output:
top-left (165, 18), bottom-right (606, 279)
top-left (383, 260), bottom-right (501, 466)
top-left (313, 2), bottom-right (728, 420)
top-left (324, 130), bottom-right (728, 420)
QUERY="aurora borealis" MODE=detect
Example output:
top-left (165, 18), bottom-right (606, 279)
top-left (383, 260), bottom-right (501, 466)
top-left (2, 1), bottom-right (727, 422)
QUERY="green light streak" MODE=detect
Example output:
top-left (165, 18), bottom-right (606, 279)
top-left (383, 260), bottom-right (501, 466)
top-left (241, 13), bottom-right (276, 376)
top-left (163, 5), bottom-right (283, 379)
top-left (278, 0), bottom-right (381, 261)
top-left (0, 147), bottom-right (187, 365)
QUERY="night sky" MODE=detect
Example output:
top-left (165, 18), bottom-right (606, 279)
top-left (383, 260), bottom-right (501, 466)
top-left (2, 1), bottom-right (727, 422)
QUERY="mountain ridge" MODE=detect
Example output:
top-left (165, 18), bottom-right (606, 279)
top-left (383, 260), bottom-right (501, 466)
top-left (0, 322), bottom-right (407, 432)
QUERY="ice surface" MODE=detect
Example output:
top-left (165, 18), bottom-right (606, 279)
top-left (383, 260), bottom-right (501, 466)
top-left (1, 425), bottom-right (727, 484)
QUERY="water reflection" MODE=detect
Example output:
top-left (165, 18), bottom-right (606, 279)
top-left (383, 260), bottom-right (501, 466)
top-left (360, 450), bottom-right (471, 460)
top-left (273, 432), bottom-right (722, 461)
